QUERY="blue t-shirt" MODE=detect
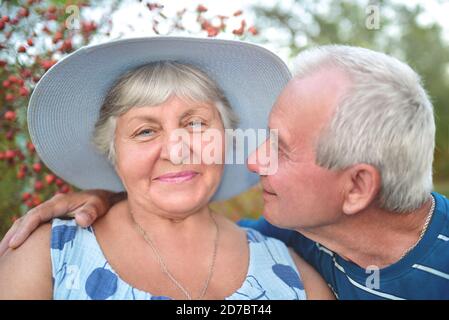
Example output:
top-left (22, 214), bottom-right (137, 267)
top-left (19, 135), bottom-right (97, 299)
top-left (239, 192), bottom-right (449, 300)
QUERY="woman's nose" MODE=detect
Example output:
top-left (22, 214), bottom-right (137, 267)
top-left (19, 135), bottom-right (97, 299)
top-left (160, 129), bottom-right (191, 164)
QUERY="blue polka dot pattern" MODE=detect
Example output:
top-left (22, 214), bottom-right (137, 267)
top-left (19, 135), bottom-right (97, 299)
top-left (51, 225), bottom-right (77, 250)
top-left (272, 264), bottom-right (304, 290)
top-left (85, 267), bottom-right (118, 300)
top-left (50, 219), bottom-right (306, 300)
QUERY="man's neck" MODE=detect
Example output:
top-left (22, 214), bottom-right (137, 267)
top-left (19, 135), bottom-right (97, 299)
top-left (296, 197), bottom-right (434, 269)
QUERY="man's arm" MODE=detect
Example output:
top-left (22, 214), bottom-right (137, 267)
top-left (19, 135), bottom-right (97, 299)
top-left (289, 249), bottom-right (335, 300)
top-left (0, 223), bottom-right (53, 299)
top-left (239, 217), bottom-right (337, 290)
top-left (0, 190), bottom-right (125, 256)
top-left (238, 217), bottom-right (297, 245)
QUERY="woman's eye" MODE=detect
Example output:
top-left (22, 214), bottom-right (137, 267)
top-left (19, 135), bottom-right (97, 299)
top-left (137, 129), bottom-right (154, 137)
top-left (188, 120), bottom-right (204, 129)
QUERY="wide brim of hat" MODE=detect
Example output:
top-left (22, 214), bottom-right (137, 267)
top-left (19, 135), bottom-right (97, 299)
top-left (27, 36), bottom-right (291, 201)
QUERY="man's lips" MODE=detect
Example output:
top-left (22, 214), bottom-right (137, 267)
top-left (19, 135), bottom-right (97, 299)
top-left (261, 184), bottom-right (277, 196)
top-left (263, 189), bottom-right (277, 196)
top-left (154, 170), bottom-right (199, 183)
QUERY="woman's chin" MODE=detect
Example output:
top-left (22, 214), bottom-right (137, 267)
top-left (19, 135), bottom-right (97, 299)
top-left (150, 189), bottom-right (210, 214)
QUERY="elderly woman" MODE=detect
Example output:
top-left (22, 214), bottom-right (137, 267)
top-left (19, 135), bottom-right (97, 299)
top-left (0, 37), bottom-right (333, 300)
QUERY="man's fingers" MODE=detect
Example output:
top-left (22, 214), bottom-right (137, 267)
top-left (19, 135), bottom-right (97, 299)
top-left (6, 193), bottom-right (76, 249)
top-left (1, 190), bottom-right (114, 252)
top-left (0, 218), bottom-right (23, 255)
top-left (7, 209), bottom-right (46, 248)
top-left (72, 202), bottom-right (104, 228)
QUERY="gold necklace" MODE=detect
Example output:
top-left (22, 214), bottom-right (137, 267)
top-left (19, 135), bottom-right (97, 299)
top-left (397, 194), bottom-right (435, 261)
top-left (131, 212), bottom-right (219, 300)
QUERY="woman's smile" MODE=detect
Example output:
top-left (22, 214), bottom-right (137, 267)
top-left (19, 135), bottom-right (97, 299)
top-left (154, 170), bottom-right (199, 183)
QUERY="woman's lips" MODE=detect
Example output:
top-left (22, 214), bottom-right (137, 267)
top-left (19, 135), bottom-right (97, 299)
top-left (154, 170), bottom-right (199, 183)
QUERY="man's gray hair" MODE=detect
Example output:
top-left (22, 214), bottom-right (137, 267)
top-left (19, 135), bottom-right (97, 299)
top-left (93, 61), bottom-right (239, 164)
top-left (294, 45), bottom-right (435, 212)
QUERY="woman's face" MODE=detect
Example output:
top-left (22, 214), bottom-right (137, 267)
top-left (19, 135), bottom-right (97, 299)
top-left (114, 95), bottom-right (225, 218)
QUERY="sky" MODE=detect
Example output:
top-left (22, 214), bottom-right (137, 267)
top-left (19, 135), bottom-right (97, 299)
top-left (86, 0), bottom-right (449, 66)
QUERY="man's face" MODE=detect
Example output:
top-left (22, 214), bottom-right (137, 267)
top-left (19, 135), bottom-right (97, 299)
top-left (247, 68), bottom-right (351, 230)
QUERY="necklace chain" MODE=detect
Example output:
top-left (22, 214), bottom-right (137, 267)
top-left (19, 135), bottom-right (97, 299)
top-left (397, 194), bottom-right (435, 261)
top-left (131, 212), bottom-right (219, 300)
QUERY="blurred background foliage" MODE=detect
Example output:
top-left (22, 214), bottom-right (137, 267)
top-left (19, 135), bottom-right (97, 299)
top-left (1, 0), bottom-right (448, 238)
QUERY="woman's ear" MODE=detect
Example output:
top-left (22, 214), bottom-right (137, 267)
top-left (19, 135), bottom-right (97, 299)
top-left (342, 164), bottom-right (381, 215)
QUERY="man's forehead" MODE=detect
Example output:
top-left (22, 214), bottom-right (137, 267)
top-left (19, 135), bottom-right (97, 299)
top-left (268, 69), bottom-right (350, 146)
top-left (269, 79), bottom-right (304, 125)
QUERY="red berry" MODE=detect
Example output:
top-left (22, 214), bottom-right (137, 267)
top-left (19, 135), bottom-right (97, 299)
top-left (10, 18), bottom-right (19, 25)
top-left (27, 141), bottom-right (35, 153)
top-left (45, 174), bottom-right (56, 185)
top-left (248, 26), bottom-right (258, 35)
top-left (18, 7), bottom-right (29, 18)
top-left (0, 20), bottom-right (4, 30)
top-left (32, 195), bottom-right (42, 206)
top-left (19, 86), bottom-right (29, 96)
top-left (5, 93), bottom-right (15, 102)
top-left (6, 130), bottom-right (15, 140)
top-left (27, 38), bottom-right (34, 46)
top-left (17, 171), bottom-right (26, 179)
top-left (1, 16), bottom-right (10, 23)
top-left (48, 6), bottom-right (57, 14)
top-left (34, 180), bottom-right (44, 191)
top-left (17, 151), bottom-right (25, 161)
top-left (61, 39), bottom-right (72, 52)
top-left (8, 75), bottom-right (19, 83)
top-left (4, 110), bottom-right (16, 121)
top-left (5, 150), bottom-right (15, 159)
top-left (41, 60), bottom-right (55, 70)
top-left (206, 27), bottom-right (219, 37)
top-left (22, 192), bottom-right (32, 201)
top-left (85, 21), bottom-right (97, 32)
top-left (60, 185), bottom-right (70, 193)
top-left (55, 178), bottom-right (64, 187)
top-left (32, 162), bottom-right (42, 173)
top-left (18, 45), bottom-right (26, 53)
top-left (2, 80), bottom-right (11, 88)
top-left (197, 5), bottom-right (208, 13)
top-left (52, 31), bottom-right (63, 43)
top-left (20, 69), bottom-right (32, 78)
top-left (232, 20), bottom-right (246, 36)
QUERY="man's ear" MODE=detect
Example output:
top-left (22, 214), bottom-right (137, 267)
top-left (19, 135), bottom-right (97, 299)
top-left (342, 164), bottom-right (381, 215)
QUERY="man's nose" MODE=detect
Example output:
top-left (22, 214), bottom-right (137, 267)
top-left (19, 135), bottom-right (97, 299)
top-left (247, 139), bottom-right (269, 175)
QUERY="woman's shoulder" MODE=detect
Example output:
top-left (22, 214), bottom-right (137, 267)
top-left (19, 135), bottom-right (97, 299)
top-left (0, 222), bottom-right (53, 299)
top-left (1, 221), bottom-right (52, 263)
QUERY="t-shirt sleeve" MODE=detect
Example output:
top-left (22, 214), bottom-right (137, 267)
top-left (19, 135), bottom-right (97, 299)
top-left (238, 217), bottom-right (337, 291)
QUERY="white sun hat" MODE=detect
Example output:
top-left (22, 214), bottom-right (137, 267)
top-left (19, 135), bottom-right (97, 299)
top-left (27, 36), bottom-right (291, 201)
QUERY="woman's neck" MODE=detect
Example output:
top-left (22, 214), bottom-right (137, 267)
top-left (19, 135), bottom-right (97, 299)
top-left (120, 199), bottom-right (216, 245)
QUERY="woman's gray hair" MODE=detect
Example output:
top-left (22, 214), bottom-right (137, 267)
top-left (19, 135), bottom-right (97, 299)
top-left (93, 61), bottom-right (239, 165)
top-left (294, 45), bottom-right (435, 213)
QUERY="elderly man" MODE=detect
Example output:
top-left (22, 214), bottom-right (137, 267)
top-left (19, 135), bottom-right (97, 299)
top-left (1, 45), bottom-right (448, 299)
